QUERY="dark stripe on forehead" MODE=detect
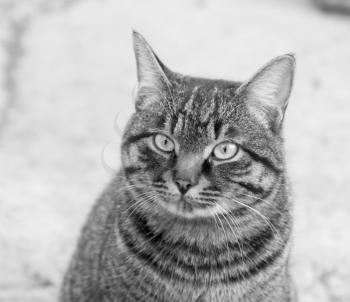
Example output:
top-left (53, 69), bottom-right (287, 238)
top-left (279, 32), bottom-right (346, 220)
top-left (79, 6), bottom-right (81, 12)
top-left (175, 86), bottom-right (198, 115)
top-left (214, 121), bottom-right (222, 140)
top-left (155, 113), bottom-right (167, 128)
top-left (171, 86), bottom-right (201, 134)
top-left (224, 126), bottom-right (240, 138)
top-left (167, 116), bottom-right (175, 134)
top-left (199, 87), bottom-right (217, 124)
top-left (184, 86), bottom-right (198, 112)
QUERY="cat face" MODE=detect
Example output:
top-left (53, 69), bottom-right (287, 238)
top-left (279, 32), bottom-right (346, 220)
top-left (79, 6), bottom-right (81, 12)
top-left (121, 32), bottom-right (295, 219)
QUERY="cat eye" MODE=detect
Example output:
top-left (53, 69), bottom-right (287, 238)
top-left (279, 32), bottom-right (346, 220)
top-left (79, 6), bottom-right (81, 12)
top-left (153, 134), bottom-right (175, 153)
top-left (212, 141), bottom-right (238, 161)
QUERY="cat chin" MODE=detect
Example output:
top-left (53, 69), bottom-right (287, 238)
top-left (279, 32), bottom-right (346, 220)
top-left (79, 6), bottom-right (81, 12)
top-left (156, 197), bottom-right (227, 219)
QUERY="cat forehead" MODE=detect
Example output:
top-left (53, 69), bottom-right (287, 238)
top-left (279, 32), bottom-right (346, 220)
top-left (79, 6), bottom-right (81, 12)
top-left (162, 114), bottom-right (238, 154)
top-left (157, 85), bottom-right (240, 151)
top-left (173, 82), bottom-right (238, 116)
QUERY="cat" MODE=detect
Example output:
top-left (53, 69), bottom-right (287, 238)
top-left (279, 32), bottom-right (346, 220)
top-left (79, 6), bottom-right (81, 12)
top-left (60, 31), bottom-right (296, 302)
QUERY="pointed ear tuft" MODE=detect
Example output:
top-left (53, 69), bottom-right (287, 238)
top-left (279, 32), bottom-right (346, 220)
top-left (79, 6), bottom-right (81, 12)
top-left (238, 54), bottom-right (296, 130)
top-left (132, 31), bottom-right (170, 110)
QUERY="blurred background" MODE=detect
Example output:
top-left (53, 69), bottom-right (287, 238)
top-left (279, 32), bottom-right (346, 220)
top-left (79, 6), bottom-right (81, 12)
top-left (0, 0), bottom-right (350, 301)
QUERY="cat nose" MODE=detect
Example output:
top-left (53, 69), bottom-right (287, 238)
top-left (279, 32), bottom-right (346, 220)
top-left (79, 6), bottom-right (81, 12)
top-left (175, 179), bottom-right (193, 195)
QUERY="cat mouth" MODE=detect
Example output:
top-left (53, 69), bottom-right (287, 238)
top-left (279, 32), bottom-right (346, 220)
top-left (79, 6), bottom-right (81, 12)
top-left (157, 194), bottom-right (223, 218)
top-left (155, 191), bottom-right (219, 218)
top-left (174, 195), bottom-right (214, 212)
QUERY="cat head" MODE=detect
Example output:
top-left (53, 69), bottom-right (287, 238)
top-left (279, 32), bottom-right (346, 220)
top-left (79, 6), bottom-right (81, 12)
top-left (121, 31), bottom-right (295, 219)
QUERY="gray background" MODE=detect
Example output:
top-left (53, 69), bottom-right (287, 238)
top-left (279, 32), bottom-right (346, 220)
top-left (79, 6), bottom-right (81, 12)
top-left (0, 0), bottom-right (349, 301)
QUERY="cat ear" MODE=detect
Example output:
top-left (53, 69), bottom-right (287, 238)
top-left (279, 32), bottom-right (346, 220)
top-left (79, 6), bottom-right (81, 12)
top-left (132, 31), bottom-right (170, 110)
top-left (237, 54), bottom-right (295, 131)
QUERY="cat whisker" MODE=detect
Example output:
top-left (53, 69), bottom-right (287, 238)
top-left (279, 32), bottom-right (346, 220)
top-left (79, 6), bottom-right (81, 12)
top-left (214, 203), bottom-right (246, 269)
top-left (199, 192), bottom-right (221, 197)
top-left (213, 209), bottom-right (231, 268)
top-left (194, 197), bottom-right (216, 203)
top-left (224, 195), bottom-right (281, 241)
top-left (239, 192), bottom-right (286, 217)
top-left (125, 191), bottom-right (158, 219)
top-left (152, 183), bottom-right (168, 189)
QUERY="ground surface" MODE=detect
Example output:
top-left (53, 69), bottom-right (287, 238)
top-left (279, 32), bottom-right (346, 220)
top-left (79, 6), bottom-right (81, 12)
top-left (0, 0), bottom-right (350, 301)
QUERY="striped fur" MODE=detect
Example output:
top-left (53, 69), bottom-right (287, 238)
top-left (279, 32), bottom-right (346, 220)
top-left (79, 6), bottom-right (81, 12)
top-left (60, 33), bottom-right (296, 302)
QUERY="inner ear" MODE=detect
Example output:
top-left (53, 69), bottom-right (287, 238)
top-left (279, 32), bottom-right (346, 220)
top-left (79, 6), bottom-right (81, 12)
top-left (133, 31), bottom-right (171, 111)
top-left (237, 54), bottom-right (296, 131)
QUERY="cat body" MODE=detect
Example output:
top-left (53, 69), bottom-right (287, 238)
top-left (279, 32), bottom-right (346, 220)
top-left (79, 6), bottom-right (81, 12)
top-left (60, 32), bottom-right (296, 302)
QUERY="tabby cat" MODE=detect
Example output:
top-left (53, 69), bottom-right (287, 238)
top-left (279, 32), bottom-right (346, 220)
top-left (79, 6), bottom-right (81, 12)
top-left (60, 31), bottom-right (296, 302)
